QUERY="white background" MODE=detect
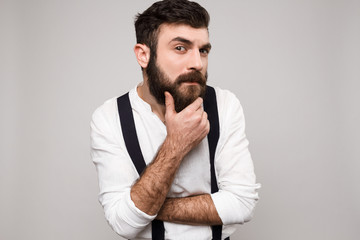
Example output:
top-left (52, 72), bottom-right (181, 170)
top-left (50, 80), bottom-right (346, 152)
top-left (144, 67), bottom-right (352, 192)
top-left (1, 0), bottom-right (359, 239)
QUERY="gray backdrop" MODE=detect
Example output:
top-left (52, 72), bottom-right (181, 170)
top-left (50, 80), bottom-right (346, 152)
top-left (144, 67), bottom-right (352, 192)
top-left (1, 0), bottom-right (359, 239)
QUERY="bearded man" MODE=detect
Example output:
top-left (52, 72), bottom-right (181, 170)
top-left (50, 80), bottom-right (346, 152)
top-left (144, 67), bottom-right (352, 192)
top-left (91, 1), bottom-right (260, 239)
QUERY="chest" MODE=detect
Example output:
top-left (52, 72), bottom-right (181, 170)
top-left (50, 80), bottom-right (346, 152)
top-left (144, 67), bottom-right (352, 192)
top-left (133, 110), bottom-right (212, 197)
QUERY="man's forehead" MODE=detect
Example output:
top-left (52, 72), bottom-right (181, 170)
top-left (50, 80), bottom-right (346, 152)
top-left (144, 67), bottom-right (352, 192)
top-left (157, 23), bottom-right (209, 44)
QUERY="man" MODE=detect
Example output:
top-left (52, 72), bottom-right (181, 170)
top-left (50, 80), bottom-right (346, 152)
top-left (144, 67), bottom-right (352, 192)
top-left (91, 0), bottom-right (260, 239)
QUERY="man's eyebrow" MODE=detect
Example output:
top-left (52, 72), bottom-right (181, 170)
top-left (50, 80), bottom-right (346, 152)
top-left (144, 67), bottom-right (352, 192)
top-left (201, 43), bottom-right (212, 50)
top-left (170, 37), bottom-right (212, 50)
top-left (170, 37), bottom-right (193, 45)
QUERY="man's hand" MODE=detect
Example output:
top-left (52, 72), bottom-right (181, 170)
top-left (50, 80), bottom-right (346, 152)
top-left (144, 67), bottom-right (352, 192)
top-left (164, 91), bottom-right (210, 155)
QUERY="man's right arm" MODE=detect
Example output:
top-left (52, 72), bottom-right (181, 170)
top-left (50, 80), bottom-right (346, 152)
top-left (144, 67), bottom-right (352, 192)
top-left (130, 92), bottom-right (210, 215)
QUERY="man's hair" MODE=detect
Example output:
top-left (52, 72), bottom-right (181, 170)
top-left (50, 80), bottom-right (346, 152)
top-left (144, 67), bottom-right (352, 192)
top-left (134, 0), bottom-right (210, 55)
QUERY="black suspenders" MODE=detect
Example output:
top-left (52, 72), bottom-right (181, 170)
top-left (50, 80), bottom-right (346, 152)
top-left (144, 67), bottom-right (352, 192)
top-left (117, 86), bottom-right (228, 240)
top-left (203, 86), bottom-right (223, 240)
top-left (117, 91), bottom-right (165, 239)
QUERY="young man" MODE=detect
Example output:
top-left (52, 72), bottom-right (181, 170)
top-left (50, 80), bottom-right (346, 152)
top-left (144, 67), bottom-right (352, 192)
top-left (91, 0), bottom-right (260, 239)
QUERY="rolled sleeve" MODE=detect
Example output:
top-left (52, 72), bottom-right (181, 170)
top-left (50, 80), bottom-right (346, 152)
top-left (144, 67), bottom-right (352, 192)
top-left (110, 192), bottom-right (156, 238)
top-left (91, 99), bottom-right (155, 238)
top-left (211, 88), bottom-right (260, 225)
top-left (211, 185), bottom-right (260, 225)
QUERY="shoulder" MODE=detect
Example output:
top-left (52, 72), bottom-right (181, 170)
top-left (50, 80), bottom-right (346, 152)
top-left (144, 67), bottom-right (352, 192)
top-left (92, 97), bottom-right (119, 122)
top-left (211, 86), bottom-right (242, 111)
top-left (210, 86), bottom-right (246, 132)
top-left (90, 96), bottom-right (123, 135)
top-left (90, 86), bottom-right (137, 133)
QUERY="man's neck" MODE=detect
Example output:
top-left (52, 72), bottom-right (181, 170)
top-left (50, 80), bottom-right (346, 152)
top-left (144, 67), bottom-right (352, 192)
top-left (137, 81), bottom-right (166, 123)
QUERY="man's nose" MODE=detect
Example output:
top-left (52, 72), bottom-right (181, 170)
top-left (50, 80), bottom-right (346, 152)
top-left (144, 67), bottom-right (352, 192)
top-left (188, 50), bottom-right (203, 71)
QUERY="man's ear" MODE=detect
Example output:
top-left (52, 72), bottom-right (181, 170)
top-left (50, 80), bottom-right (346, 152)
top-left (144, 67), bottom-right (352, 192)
top-left (134, 44), bottom-right (150, 68)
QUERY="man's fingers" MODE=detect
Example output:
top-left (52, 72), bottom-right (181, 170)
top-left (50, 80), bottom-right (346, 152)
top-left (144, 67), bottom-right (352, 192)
top-left (186, 97), bottom-right (203, 112)
top-left (164, 91), bottom-right (175, 115)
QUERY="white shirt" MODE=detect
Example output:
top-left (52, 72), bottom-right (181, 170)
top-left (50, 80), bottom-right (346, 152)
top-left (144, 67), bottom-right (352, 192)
top-left (91, 85), bottom-right (260, 240)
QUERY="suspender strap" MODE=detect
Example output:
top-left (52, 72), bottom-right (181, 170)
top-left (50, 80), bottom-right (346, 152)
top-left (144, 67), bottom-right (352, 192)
top-left (203, 86), bottom-right (220, 194)
top-left (204, 86), bottom-right (227, 240)
top-left (117, 93), bottom-right (165, 240)
top-left (151, 219), bottom-right (165, 240)
top-left (117, 93), bottom-right (147, 175)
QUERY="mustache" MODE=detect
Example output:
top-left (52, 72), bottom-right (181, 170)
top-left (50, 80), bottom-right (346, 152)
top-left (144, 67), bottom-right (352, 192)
top-left (176, 71), bottom-right (207, 85)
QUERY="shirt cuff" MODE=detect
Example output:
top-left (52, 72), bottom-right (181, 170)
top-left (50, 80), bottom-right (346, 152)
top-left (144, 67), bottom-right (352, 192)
top-left (211, 190), bottom-right (240, 225)
top-left (121, 191), bottom-right (157, 228)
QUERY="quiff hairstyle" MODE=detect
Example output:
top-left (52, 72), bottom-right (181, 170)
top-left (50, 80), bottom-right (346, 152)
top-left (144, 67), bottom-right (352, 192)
top-left (134, 0), bottom-right (210, 57)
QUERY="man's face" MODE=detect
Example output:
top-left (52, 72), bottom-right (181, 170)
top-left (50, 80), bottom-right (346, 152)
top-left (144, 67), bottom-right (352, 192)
top-left (146, 24), bottom-right (211, 112)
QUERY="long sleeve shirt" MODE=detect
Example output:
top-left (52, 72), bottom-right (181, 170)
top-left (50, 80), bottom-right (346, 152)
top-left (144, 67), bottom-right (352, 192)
top-left (91, 84), bottom-right (260, 240)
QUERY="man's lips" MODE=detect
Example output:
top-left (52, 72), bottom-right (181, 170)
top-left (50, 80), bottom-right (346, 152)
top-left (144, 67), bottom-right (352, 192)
top-left (181, 81), bottom-right (200, 85)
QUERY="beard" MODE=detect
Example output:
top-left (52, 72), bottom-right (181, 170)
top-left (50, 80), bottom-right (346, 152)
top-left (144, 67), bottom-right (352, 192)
top-left (146, 55), bottom-right (207, 113)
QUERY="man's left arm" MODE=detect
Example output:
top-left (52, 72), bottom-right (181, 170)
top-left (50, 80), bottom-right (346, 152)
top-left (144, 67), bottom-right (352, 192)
top-left (157, 194), bottom-right (222, 225)
top-left (156, 89), bottom-right (260, 226)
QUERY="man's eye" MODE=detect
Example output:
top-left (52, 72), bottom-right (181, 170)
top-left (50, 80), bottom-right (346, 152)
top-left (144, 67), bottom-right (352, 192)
top-left (175, 46), bottom-right (186, 52)
top-left (200, 49), bottom-right (209, 55)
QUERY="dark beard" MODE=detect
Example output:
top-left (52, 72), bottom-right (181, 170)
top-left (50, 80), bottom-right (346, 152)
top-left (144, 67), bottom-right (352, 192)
top-left (146, 55), bottom-right (207, 113)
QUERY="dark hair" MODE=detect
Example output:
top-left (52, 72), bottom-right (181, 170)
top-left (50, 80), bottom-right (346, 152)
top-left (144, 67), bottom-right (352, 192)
top-left (134, 0), bottom-right (210, 54)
